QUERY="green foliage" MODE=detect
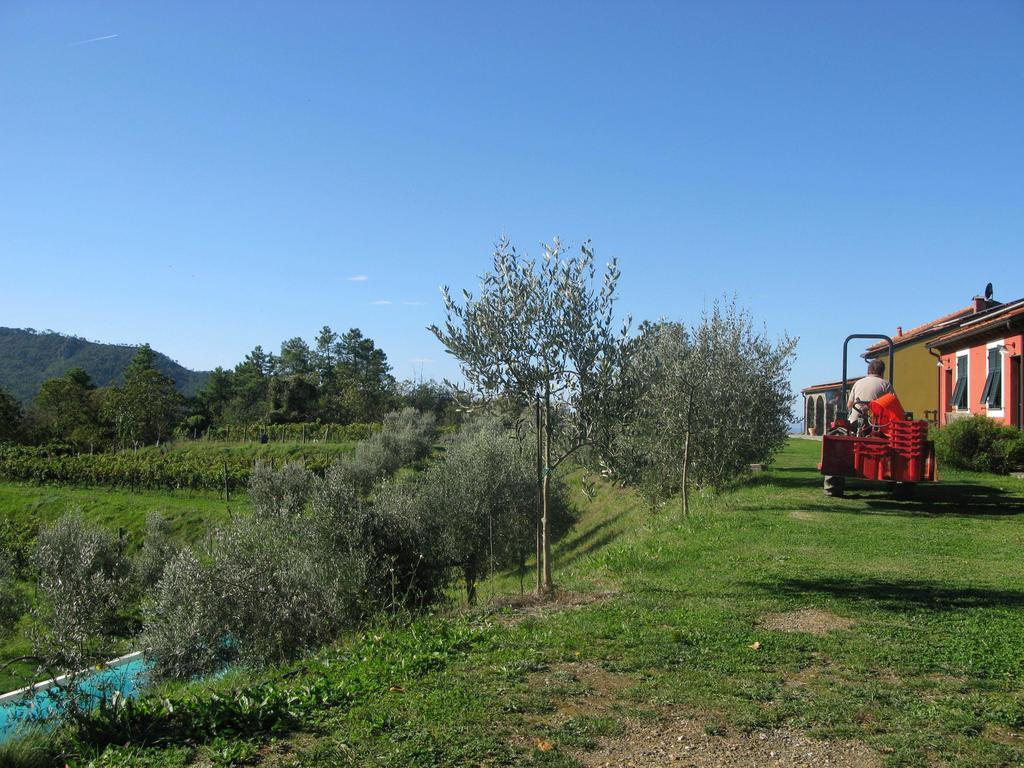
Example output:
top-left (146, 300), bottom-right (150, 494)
top-left (102, 348), bottom-right (184, 448)
top-left (193, 421), bottom-right (376, 443)
top-left (72, 617), bottom-right (487, 757)
top-left (0, 327), bottom-right (209, 404)
top-left (28, 513), bottom-right (131, 710)
top-left (141, 410), bottom-right (440, 680)
top-left (0, 727), bottom-right (57, 768)
top-left (342, 408), bottom-right (437, 493)
top-left (418, 418), bottom-right (572, 603)
top-left (933, 415), bottom-right (1024, 474)
top-left (132, 512), bottom-right (179, 591)
top-left (0, 515), bottom-right (36, 578)
top-left (0, 557), bottom-right (26, 640)
top-left (0, 443), bottom-right (346, 493)
top-left (11, 440), bottom-right (1024, 766)
top-left (23, 369), bottom-right (107, 450)
top-left (195, 326), bottom-right (405, 429)
top-left (612, 301), bottom-right (797, 501)
top-left (0, 385), bottom-right (23, 443)
top-left (430, 236), bottom-right (633, 591)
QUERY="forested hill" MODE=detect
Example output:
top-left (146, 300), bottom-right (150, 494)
top-left (0, 327), bottom-right (211, 403)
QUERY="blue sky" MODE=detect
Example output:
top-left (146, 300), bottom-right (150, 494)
top-left (2, 1), bottom-right (1022, 401)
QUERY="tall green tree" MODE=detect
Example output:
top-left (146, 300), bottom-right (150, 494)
top-left (0, 385), bottom-right (24, 443)
top-left (103, 347), bottom-right (183, 447)
top-left (277, 337), bottom-right (313, 376)
top-left (198, 367), bottom-right (235, 425)
top-left (314, 325), bottom-right (338, 384)
top-left (331, 328), bottom-right (395, 422)
top-left (27, 368), bottom-right (104, 448)
top-left (430, 237), bottom-right (632, 594)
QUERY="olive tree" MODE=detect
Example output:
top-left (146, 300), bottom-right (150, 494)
top-left (143, 456), bottom-right (445, 679)
top-left (431, 237), bottom-right (631, 594)
top-left (132, 511), bottom-right (179, 591)
top-left (614, 300), bottom-right (797, 508)
top-left (22, 513), bottom-right (130, 724)
top-left (420, 418), bottom-right (567, 603)
top-left (687, 299), bottom-right (797, 490)
top-left (610, 320), bottom-right (692, 512)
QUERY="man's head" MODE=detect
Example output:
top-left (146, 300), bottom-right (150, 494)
top-left (868, 359), bottom-right (885, 377)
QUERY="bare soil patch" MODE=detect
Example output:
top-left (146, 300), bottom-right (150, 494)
top-left (578, 718), bottom-right (882, 768)
top-left (488, 590), bottom-right (617, 624)
top-left (760, 608), bottom-right (856, 636)
top-left (530, 661), bottom-right (634, 715)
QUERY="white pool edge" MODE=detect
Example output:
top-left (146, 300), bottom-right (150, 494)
top-left (0, 651), bottom-right (144, 705)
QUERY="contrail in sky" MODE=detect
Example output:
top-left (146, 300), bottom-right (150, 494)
top-left (70, 34), bottom-right (118, 46)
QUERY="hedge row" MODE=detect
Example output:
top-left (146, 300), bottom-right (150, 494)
top-left (178, 422), bottom-right (377, 444)
top-left (0, 445), bottom-right (337, 493)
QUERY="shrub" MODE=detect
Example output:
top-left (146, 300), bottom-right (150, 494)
top-left (340, 408), bottom-right (437, 492)
top-left (132, 512), bottom-right (179, 591)
top-left (418, 418), bottom-right (571, 602)
top-left (0, 516), bottom-right (36, 578)
top-left (24, 513), bottom-right (131, 725)
top-left (143, 456), bottom-right (440, 680)
top-left (933, 416), bottom-right (1024, 474)
top-left (0, 558), bottom-right (24, 640)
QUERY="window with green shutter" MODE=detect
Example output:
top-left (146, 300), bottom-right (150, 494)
top-left (981, 346), bottom-right (1002, 408)
top-left (952, 354), bottom-right (969, 410)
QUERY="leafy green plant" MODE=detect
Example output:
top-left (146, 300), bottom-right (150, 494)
top-left (933, 415), bottom-right (1024, 474)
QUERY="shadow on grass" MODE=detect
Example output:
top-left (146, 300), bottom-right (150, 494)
top-left (555, 511), bottom-right (628, 569)
top-left (846, 482), bottom-right (1024, 518)
top-left (744, 473), bottom-right (823, 491)
top-left (758, 576), bottom-right (1024, 611)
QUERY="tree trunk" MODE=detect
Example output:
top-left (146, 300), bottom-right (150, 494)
top-left (541, 384), bottom-right (554, 594)
top-left (465, 564), bottom-right (477, 606)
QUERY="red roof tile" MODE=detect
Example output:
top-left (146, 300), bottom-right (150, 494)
top-left (801, 376), bottom-right (863, 394)
top-left (865, 306), bottom-right (974, 353)
top-left (927, 300), bottom-right (1024, 350)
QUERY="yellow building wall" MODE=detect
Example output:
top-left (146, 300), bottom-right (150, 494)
top-left (868, 342), bottom-right (939, 420)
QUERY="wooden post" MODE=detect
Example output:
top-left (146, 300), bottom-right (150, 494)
top-left (682, 391), bottom-right (692, 517)
top-left (541, 383), bottom-right (553, 594)
top-left (223, 460), bottom-right (229, 502)
top-left (535, 392), bottom-right (543, 595)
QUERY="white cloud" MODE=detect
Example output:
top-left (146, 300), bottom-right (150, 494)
top-left (409, 357), bottom-right (435, 364)
top-left (370, 299), bottom-right (393, 305)
top-left (70, 34), bottom-right (118, 46)
top-left (346, 275), bottom-right (369, 282)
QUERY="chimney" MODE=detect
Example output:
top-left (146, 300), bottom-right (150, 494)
top-left (972, 296), bottom-right (992, 313)
top-left (896, 326), bottom-right (902, 337)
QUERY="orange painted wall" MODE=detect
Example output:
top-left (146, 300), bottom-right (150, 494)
top-left (938, 333), bottom-right (1023, 427)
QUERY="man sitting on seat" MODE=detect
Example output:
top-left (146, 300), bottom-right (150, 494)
top-left (847, 359), bottom-right (893, 430)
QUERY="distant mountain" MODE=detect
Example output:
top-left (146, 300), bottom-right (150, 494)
top-left (0, 327), bottom-right (211, 403)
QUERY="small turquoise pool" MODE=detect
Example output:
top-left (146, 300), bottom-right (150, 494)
top-left (0, 654), bottom-right (148, 743)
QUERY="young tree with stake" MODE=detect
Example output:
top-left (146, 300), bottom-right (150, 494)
top-left (430, 236), bottom-right (631, 594)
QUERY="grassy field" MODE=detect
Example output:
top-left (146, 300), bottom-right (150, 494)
top-left (0, 482), bottom-right (245, 692)
top-left (7, 438), bottom-right (1024, 767)
top-left (0, 482), bottom-right (243, 546)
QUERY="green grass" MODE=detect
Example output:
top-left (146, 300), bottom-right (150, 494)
top-left (0, 483), bottom-right (245, 691)
top-left (0, 481), bottom-right (242, 546)
top-left (10, 438), bottom-right (1024, 767)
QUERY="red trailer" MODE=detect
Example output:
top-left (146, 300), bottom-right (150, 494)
top-left (820, 334), bottom-right (937, 497)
